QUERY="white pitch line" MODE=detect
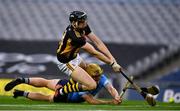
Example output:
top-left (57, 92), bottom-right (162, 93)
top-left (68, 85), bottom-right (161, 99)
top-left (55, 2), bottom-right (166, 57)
top-left (0, 104), bottom-right (180, 108)
top-left (0, 110), bottom-right (178, 111)
top-left (0, 110), bottom-right (179, 111)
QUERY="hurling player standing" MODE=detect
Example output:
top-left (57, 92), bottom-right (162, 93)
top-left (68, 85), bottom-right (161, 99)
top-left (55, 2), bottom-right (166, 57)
top-left (56, 11), bottom-right (121, 97)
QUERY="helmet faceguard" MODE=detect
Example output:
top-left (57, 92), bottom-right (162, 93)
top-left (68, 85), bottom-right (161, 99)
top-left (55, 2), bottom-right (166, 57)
top-left (69, 11), bottom-right (87, 23)
top-left (69, 11), bottom-right (88, 30)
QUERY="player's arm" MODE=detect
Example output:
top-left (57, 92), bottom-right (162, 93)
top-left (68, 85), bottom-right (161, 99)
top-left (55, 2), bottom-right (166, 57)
top-left (87, 33), bottom-right (115, 62)
top-left (87, 33), bottom-right (122, 72)
top-left (82, 42), bottom-right (112, 64)
top-left (105, 83), bottom-right (121, 102)
top-left (82, 94), bottom-right (119, 105)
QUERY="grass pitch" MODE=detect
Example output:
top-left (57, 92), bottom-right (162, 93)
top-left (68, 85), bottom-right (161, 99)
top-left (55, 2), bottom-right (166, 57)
top-left (0, 96), bottom-right (179, 110)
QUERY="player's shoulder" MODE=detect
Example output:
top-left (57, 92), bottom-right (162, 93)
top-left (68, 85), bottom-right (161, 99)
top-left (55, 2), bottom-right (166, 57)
top-left (66, 25), bottom-right (74, 33)
top-left (99, 74), bottom-right (110, 86)
top-left (101, 74), bottom-right (108, 79)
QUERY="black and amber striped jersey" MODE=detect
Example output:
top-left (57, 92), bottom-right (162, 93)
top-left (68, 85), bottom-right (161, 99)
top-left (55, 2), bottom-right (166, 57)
top-left (57, 25), bottom-right (92, 63)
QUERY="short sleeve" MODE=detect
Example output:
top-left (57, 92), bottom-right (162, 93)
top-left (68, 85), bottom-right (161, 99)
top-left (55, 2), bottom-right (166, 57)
top-left (84, 25), bottom-right (92, 35)
top-left (78, 91), bottom-right (90, 96)
top-left (100, 75), bottom-right (110, 87)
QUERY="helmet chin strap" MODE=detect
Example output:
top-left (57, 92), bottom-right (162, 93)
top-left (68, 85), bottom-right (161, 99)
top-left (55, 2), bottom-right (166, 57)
top-left (72, 21), bottom-right (85, 32)
top-left (75, 21), bottom-right (79, 28)
top-left (72, 21), bottom-right (87, 34)
top-left (71, 21), bottom-right (79, 29)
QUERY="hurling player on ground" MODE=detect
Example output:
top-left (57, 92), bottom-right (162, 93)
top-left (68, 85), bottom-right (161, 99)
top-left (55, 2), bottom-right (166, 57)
top-left (5, 63), bottom-right (122, 105)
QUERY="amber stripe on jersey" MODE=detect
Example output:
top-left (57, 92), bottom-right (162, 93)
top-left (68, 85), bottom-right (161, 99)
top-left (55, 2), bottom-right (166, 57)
top-left (66, 63), bottom-right (75, 71)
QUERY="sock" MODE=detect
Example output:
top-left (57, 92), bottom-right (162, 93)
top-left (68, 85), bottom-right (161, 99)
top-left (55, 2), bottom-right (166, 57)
top-left (59, 79), bottom-right (83, 95)
top-left (19, 78), bottom-right (29, 84)
top-left (23, 91), bottom-right (29, 97)
top-left (15, 90), bottom-right (29, 97)
top-left (24, 78), bottom-right (30, 84)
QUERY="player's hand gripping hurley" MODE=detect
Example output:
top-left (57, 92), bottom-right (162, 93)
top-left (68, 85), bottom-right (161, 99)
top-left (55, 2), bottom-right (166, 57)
top-left (111, 62), bottom-right (121, 72)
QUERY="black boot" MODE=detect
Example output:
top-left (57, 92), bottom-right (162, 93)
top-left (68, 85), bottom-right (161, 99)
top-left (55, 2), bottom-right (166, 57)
top-left (4, 78), bottom-right (24, 91)
top-left (13, 89), bottom-right (24, 98)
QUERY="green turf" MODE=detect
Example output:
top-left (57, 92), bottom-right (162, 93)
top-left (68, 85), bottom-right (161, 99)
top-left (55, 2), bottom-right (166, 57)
top-left (0, 96), bottom-right (179, 110)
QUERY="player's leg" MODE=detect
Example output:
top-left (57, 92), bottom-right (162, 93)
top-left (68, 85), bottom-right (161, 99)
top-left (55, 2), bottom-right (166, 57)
top-left (53, 79), bottom-right (69, 103)
top-left (59, 65), bottom-right (97, 95)
top-left (27, 92), bottom-right (54, 102)
top-left (28, 78), bottom-right (50, 87)
top-left (72, 65), bottom-right (97, 90)
top-left (73, 58), bottom-right (95, 90)
top-left (13, 89), bottom-right (54, 102)
top-left (46, 79), bottom-right (60, 90)
top-left (28, 78), bottom-right (59, 90)
top-left (56, 55), bottom-right (96, 95)
top-left (5, 77), bottom-right (59, 91)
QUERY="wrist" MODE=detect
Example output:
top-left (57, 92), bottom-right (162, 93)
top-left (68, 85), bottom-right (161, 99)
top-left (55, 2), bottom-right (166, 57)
top-left (110, 61), bottom-right (115, 67)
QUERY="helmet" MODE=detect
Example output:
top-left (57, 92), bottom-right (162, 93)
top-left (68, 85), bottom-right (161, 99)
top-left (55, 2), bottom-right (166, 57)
top-left (85, 63), bottom-right (103, 77)
top-left (69, 11), bottom-right (87, 23)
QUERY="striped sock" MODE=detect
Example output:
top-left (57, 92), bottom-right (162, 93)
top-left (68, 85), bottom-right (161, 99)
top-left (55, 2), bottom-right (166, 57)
top-left (59, 79), bottom-right (83, 95)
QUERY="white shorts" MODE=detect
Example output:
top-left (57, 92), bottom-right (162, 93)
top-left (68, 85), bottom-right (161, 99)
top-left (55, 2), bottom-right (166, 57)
top-left (56, 54), bottom-right (82, 76)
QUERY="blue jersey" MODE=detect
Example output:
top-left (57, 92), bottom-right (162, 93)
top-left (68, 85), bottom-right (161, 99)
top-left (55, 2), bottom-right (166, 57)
top-left (67, 74), bottom-right (109, 102)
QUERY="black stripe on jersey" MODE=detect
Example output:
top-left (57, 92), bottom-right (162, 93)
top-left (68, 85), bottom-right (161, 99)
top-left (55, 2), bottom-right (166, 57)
top-left (59, 33), bottom-right (68, 54)
top-left (68, 26), bottom-right (86, 47)
top-left (69, 46), bottom-right (78, 60)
